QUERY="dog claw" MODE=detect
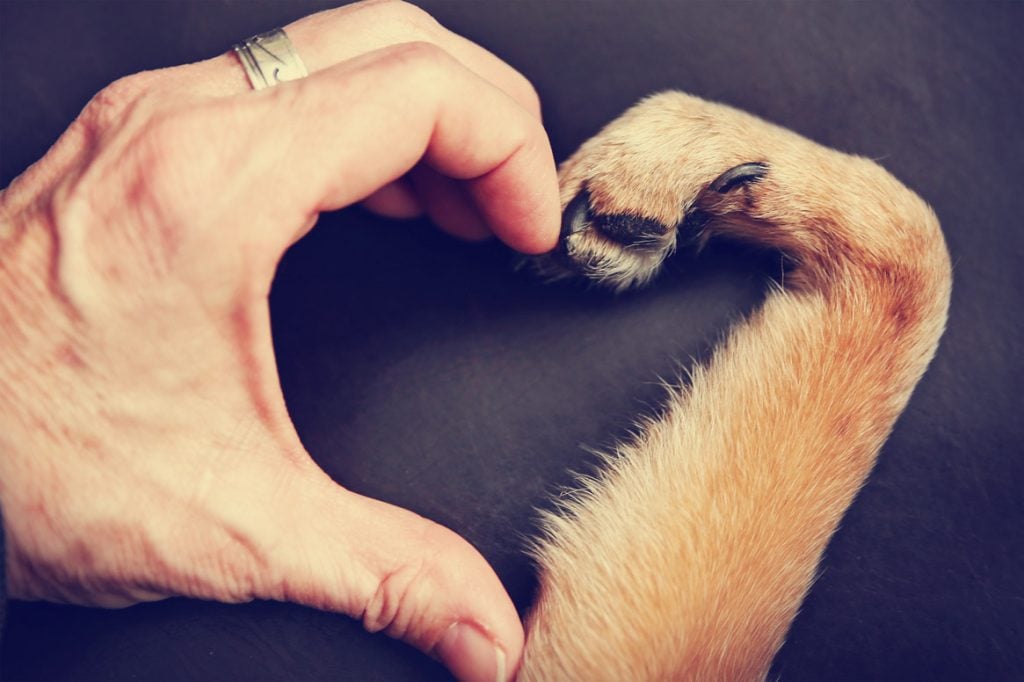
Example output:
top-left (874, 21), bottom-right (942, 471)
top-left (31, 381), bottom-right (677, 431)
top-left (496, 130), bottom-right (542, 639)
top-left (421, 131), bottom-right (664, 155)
top-left (710, 162), bottom-right (769, 193)
top-left (561, 187), bottom-right (593, 240)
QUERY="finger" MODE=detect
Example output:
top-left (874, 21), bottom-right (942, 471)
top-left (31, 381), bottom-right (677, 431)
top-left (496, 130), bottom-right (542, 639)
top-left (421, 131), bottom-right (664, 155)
top-left (360, 178), bottom-right (425, 219)
top-left (221, 42), bottom-right (559, 259)
top-left (409, 166), bottom-right (492, 242)
top-left (260, 466), bottom-right (523, 682)
top-left (175, 0), bottom-right (541, 119)
top-left (286, 1), bottom-right (542, 119)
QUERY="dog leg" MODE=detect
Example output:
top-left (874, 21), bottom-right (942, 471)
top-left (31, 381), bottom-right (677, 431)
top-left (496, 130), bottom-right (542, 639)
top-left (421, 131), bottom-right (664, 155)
top-left (522, 92), bottom-right (951, 681)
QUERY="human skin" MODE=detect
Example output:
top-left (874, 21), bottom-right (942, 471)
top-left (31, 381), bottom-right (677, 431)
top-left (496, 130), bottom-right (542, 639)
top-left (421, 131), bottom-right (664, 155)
top-left (0, 2), bottom-right (558, 681)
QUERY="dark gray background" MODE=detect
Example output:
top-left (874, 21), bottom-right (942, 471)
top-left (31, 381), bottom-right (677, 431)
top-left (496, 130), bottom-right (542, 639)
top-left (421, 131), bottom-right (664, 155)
top-left (2, 1), bottom-right (1022, 680)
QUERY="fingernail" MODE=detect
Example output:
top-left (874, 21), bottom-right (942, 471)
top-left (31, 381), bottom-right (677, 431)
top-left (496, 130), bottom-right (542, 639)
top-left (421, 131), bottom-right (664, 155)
top-left (434, 622), bottom-right (507, 682)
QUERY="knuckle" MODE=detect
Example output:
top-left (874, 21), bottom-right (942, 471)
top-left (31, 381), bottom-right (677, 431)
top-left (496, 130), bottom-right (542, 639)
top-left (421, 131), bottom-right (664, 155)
top-left (131, 101), bottom-right (227, 197)
top-left (59, 102), bottom-right (217, 286)
top-left (359, 526), bottom-right (462, 644)
top-left (386, 40), bottom-right (453, 79)
top-left (124, 113), bottom-right (195, 220)
top-left (128, 102), bottom-right (237, 244)
top-left (79, 72), bottom-right (159, 132)
top-left (499, 107), bottom-right (536, 155)
top-left (517, 76), bottom-right (543, 117)
top-left (361, 559), bottom-right (430, 639)
top-left (373, 0), bottom-right (442, 37)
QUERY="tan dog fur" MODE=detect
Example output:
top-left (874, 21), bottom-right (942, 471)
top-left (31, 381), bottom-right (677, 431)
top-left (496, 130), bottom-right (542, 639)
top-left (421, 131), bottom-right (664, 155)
top-left (521, 92), bottom-right (951, 680)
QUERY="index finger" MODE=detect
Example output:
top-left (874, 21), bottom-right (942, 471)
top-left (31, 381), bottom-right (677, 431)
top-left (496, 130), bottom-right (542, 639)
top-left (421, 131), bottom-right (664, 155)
top-left (218, 41), bottom-right (559, 256)
top-left (174, 0), bottom-right (542, 119)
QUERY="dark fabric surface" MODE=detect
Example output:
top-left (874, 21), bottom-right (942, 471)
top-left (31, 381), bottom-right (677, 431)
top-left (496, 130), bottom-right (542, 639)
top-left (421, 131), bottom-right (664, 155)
top-left (2, 1), bottom-right (1023, 680)
top-left (1, 502), bottom-right (6, 658)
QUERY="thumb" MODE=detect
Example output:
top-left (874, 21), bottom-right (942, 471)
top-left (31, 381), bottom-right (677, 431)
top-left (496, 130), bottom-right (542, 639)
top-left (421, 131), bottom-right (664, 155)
top-left (259, 465), bottom-right (522, 682)
top-left (196, 300), bottom-right (521, 679)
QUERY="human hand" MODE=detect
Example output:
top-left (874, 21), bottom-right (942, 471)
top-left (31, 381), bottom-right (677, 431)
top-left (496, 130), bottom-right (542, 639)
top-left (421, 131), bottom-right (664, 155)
top-left (0, 2), bottom-right (559, 680)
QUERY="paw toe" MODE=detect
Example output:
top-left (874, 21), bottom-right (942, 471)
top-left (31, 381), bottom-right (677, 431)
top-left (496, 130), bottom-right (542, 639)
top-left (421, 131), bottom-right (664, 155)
top-left (560, 186), bottom-right (672, 251)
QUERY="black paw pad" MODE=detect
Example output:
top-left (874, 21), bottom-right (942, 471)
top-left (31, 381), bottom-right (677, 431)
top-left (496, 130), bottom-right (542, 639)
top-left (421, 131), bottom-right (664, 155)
top-left (591, 213), bottom-right (669, 249)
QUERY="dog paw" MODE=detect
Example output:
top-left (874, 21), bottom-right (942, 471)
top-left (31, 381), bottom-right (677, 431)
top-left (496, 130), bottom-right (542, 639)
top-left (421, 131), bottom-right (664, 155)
top-left (550, 162), bottom-right (768, 290)
top-left (530, 92), bottom-right (775, 291)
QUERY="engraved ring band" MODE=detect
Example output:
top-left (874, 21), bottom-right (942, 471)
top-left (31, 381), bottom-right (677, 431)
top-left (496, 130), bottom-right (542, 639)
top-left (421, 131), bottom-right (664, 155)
top-left (233, 28), bottom-right (309, 91)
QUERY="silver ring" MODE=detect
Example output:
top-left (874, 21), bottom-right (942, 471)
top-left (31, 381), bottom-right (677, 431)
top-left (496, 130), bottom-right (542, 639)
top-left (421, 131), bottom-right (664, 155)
top-left (233, 28), bottom-right (308, 91)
